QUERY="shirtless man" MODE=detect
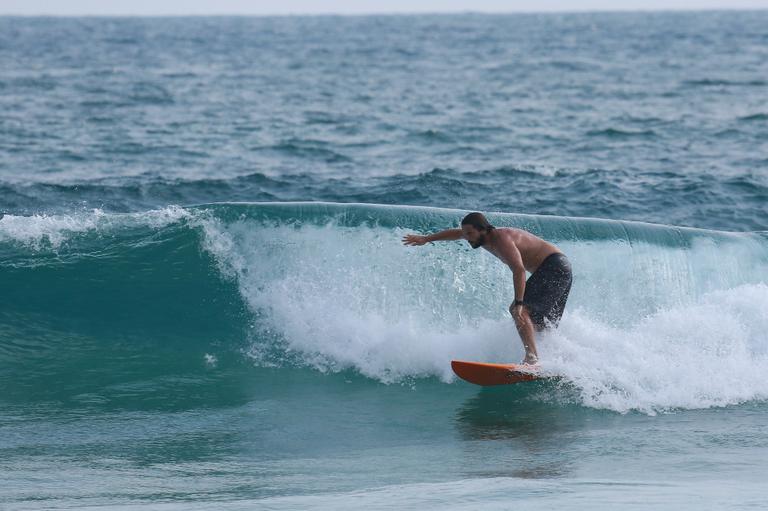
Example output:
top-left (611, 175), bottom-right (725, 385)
top-left (402, 212), bottom-right (572, 365)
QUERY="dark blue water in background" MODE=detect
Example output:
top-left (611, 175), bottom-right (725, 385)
top-left (2, 12), bottom-right (768, 510)
top-left (2, 12), bottom-right (767, 229)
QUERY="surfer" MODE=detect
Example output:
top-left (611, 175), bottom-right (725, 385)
top-left (402, 212), bottom-right (572, 365)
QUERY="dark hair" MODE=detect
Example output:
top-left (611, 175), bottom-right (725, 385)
top-left (461, 212), bottom-right (495, 232)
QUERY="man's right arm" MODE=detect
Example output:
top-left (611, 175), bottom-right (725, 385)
top-left (402, 229), bottom-right (463, 246)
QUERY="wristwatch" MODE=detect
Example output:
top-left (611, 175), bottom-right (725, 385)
top-left (513, 299), bottom-right (525, 307)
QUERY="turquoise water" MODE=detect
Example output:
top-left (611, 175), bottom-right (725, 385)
top-left (2, 12), bottom-right (768, 510)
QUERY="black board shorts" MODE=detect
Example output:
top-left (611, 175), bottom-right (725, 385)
top-left (523, 253), bottom-right (572, 330)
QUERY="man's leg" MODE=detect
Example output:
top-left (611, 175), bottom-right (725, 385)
top-left (510, 304), bottom-right (539, 364)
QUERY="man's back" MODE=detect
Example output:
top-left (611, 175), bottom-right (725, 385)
top-left (485, 228), bottom-right (561, 273)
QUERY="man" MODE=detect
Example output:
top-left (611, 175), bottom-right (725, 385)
top-left (402, 212), bottom-right (572, 365)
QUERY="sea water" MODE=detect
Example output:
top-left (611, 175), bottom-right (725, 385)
top-left (1, 12), bottom-right (768, 510)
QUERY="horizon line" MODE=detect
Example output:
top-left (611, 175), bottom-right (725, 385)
top-left (2, 7), bottom-right (768, 17)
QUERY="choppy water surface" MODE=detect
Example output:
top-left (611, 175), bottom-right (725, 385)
top-left (1, 12), bottom-right (768, 510)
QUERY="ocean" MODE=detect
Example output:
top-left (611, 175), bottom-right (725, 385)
top-left (1, 11), bottom-right (768, 510)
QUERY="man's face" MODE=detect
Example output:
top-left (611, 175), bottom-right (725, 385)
top-left (462, 225), bottom-right (486, 249)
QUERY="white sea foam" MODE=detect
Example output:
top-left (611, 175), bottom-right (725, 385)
top-left (198, 217), bottom-right (768, 413)
top-left (542, 283), bottom-right (768, 414)
top-left (0, 210), bottom-right (102, 249)
top-left (0, 206), bottom-right (189, 249)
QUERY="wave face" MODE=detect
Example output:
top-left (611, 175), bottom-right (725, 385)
top-left (2, 202), bottom-right (767, 414)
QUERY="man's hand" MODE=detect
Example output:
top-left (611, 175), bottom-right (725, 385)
top-left (402, 234), bottom-right (429, 246)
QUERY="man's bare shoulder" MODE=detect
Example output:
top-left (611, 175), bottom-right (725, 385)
top-left (498, 226), bottom-right (546, 242)
top-left (495, 227), bottom-right (524, 241)
top-left (494, 227), bottom-right (551, 252)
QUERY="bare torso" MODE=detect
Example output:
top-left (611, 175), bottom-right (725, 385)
top-left (483, 228), bottom-right (561, 273)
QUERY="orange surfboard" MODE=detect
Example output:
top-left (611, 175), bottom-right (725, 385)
top-left (451, 360), bottom-right (541, 386)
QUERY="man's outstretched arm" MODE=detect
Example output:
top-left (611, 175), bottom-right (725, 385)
top-left (402, 228), bottom-right (463, 246)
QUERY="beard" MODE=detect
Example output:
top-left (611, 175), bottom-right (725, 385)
top-left (469, 233), bottom-right (486, 249)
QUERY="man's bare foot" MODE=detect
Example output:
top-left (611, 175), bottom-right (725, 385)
top-left (516, 360), bottom-right (540, 374)
top-left (521, 353), bottom-right (538, 366)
